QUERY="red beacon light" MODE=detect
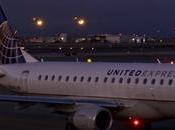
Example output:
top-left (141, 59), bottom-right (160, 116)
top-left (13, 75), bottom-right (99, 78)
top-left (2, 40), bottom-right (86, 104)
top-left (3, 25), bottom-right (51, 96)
top-left (133, 119), bottom-right (140, 126)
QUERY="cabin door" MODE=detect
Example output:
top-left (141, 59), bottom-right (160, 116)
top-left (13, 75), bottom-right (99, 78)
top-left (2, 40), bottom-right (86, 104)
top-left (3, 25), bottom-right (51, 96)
top-left (21, 70), bottom-right (30, 92)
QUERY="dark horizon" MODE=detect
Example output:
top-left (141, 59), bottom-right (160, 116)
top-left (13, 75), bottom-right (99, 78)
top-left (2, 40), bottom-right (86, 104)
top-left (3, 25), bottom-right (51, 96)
top-left (1, 0), bottom-right (175, 37)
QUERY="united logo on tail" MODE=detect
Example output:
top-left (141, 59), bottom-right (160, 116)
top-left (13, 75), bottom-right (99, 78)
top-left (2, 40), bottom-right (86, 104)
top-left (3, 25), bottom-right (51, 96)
top-left (0, 6), bottom-right (38, 64)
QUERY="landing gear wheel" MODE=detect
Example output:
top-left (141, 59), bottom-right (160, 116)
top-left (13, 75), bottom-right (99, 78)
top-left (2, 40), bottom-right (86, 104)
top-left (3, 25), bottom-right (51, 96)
top-left (65, 123), bottom-right (77, 130)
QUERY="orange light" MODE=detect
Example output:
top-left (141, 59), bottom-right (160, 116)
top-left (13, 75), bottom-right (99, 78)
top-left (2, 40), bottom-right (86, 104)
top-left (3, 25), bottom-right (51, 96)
top-left (37, 19), bottom-right (44, 27)
top-left (78, 19), bottom-right (85, 25)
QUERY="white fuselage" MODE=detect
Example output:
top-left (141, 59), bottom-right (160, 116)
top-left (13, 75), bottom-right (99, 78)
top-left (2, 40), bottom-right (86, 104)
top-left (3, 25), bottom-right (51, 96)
top-left (1, 62), bottom-right (175, 120)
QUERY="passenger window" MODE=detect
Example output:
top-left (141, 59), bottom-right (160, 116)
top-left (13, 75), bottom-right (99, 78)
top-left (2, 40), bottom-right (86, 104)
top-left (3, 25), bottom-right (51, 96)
top-left (88, 77), bottom-right (91, 82)
top-left (52, 75), bottom-right (55, 81)
top-left (169, 79), bottom-right (173, 86)
top-left (104, 77), bottom-right (108, 83)
top-left (80, 77), bottom-right (84, 82)
top-left (143, 78), bottom-right (147, 85)
top-left (73, 76), bottom-right (77, 82)
top-left (45, 75), bottom-right (48, 80)
top-left (95, 77), bottom-right (99, 82)
top-left (119, 78), bottom-right (123, 84)
top-left (111, 78), bottom-right (115, 83)
top-left (127, 78), bottom-right (131, 84)
top-left (58, 76), bottom-right (62, 81)
top-left (38, 75), bottom-right (42, 80)
top-left (66, 76), bottom-right (69, 82)
top-left (135, 78), bottom-right (139, 84)
top-left (160, 79), bottom-right (164, 85)
top-left (151, 79), bottom-right (156, 85)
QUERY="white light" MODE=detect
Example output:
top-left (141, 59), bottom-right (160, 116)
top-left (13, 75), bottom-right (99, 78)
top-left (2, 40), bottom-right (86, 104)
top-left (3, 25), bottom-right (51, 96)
top-left (61, 37), bottom-right (64, 41)
top-left (132, 38), bottom-right (135, 41)
top-left (87, 58), bottom-right (92, 63)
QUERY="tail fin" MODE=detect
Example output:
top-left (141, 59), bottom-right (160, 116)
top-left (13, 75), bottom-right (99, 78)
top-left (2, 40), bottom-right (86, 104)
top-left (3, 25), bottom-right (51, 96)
top-left (0, 6), bottom-right (38, 64)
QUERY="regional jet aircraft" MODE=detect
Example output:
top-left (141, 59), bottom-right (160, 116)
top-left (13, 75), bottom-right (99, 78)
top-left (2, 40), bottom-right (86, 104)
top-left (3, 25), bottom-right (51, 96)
top-left (0, 5), bottom-right (175, 130)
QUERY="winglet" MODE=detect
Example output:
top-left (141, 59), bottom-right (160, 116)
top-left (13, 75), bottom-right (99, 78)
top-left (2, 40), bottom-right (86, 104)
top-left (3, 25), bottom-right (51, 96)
top-left (20, 48), bottom-right (39, 63)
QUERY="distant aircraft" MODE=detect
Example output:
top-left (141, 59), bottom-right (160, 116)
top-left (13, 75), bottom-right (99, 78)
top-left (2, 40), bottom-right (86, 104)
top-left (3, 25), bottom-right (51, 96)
top-left (0, 5), bottom-right (175, 130)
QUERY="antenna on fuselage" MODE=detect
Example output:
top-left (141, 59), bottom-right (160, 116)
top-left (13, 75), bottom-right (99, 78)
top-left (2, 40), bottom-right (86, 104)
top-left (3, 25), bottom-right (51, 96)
top-left (156, 58), bottom-right (161, 64)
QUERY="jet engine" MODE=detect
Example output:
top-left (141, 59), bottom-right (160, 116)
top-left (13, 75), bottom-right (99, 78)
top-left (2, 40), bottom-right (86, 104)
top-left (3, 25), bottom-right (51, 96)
top-left (71, 106), bottom-right (113, 130)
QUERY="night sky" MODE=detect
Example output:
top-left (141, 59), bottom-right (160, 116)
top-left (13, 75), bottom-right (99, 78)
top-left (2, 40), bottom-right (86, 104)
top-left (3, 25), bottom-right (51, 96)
top-left (1, 0), bottom-right (175, 36)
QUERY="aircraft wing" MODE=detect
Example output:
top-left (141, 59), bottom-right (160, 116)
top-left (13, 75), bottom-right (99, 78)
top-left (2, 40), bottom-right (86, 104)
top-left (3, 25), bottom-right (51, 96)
top-left (0, 94), bottom-right (125, 109)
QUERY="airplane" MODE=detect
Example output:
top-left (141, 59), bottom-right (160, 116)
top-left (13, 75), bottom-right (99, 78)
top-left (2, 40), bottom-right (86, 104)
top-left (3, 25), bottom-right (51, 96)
top-left (0, 5), bottom-right (175, 130)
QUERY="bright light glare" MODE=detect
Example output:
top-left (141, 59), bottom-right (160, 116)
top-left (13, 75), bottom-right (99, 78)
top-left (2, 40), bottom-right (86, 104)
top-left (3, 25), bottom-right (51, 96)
top-left (133, 119), bottom-right (140, 126)
top-left (32, 17), bottom-right (37, 21)
top-left (37, 20), bottom-right (44, 27)
top-left (60, 37), bottom-right (64, 41)
top-left (78, 19), bottom-right (85, 25)
top-left (87, 58), bottom-right (92, 63)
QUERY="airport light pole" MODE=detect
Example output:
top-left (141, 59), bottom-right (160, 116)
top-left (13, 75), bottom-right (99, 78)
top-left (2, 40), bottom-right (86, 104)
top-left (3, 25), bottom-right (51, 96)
top-left (32, 17), bottom-right (45, 36)
top-left (73, 17), bottom-right (88, 35)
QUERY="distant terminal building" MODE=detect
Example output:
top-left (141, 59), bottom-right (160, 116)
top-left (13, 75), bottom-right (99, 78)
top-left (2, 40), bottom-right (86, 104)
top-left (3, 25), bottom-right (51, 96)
top-left (26, 33), bottom-right (67, 43)
top-left (74, 34), bottom-right (147, 44)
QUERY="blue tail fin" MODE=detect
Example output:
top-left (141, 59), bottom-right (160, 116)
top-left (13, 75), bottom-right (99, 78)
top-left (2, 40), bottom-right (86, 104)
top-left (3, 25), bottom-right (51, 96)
top-left (0, 6), bottom-right (7, 24)
top-left (0, 6), bottom-right (38, 64)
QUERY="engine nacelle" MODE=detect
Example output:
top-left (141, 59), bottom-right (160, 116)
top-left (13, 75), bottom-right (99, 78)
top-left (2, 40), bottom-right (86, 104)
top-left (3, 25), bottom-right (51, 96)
top-left (72, 106), bottom-right (113, 130)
